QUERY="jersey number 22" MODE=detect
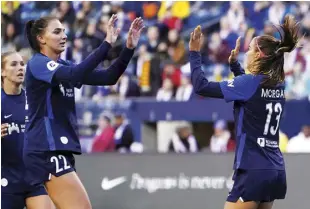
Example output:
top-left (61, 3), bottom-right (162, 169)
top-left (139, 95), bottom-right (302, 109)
top-left (264, 102), bottom-right (282, 136)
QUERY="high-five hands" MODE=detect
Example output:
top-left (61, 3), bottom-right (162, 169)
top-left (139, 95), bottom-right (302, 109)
top-left (189, 25), bottom-right (203, 52)
top-left (126, 17), bottom-right (145, 49)
top-left (228, 37), bottom-right (241, 64)
top-left (105, 14), bottom-right (121, 45)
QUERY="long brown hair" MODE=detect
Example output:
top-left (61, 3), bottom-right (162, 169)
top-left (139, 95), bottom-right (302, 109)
top-left (248, 15), bottom-right (300, 87)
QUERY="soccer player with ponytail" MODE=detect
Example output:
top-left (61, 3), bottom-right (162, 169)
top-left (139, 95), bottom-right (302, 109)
top-left (23, 14), bottom-right (144, 209)
top-left (189, 15), bottom-right (300, 209)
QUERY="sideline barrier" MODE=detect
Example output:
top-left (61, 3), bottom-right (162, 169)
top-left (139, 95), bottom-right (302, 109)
top-left (76, 153), bottom-right (310, 209)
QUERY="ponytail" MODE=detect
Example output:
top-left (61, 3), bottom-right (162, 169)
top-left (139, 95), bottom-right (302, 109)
top-left (248, 15), bottom-right (301, 87)
top-left (275, 15), bottom-right (300, 57)
top-left (25, 20), bottom-right (39, 52)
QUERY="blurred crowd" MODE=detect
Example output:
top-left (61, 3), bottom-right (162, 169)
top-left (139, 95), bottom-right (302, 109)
top-left (2, 1), bottom-right (310, 102)
top-left (2, 1), bottom-right (310, 153)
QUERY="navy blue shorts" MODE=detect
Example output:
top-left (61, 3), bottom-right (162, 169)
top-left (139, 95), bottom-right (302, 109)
top-left (1, 183), bottom-right (47, 209)
top-left (227, 169), bottom-right (287, 203)
top-left (23, 151), bottom-right (76, 186)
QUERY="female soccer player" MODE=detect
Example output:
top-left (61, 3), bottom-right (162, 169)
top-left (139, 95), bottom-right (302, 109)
top-left (23, 14), bottom-right (144, 209)
top-left (189, 15), bottom-right (299, 209)
top-left (1, 52), bottom-right (54, 209)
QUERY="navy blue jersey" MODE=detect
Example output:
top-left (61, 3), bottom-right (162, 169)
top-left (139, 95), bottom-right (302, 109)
top-left (1, 89), bottom-right (26, 191)
top-left (189, 52), bottom-right (285, 171)
top-left (220, 74), bottom-right (285, 170)
top-left (25, 53), bottom-right (81, 154)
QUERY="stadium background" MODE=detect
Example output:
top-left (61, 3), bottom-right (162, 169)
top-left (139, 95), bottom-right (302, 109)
top-left (1, 1), bottom-right (310, 209)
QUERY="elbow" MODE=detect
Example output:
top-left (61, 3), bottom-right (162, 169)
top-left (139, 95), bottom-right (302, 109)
top-left (193, 85), bottom-right (204, 96)
top-left (107, 77), bottom-right (119, 85)
top-left (192, 80), bottom-right (203, 95)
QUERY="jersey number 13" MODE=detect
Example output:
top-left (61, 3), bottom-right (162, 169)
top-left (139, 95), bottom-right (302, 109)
top-left (263, 102), bottom-right (282, 136)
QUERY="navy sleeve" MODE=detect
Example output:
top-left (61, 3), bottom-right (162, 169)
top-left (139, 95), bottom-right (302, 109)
top-left (230, 61), bottom-right (245, 76)
top-left (189, 51), bottom-right (224, 98)
top-left (29, 41), bottom-right (111, 84)
top-left (219, 74), bottom-right (262, 102)
top-left (81, 47), bottom-right (135, 85)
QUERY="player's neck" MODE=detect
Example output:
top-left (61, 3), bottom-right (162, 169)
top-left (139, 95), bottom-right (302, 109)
top-left (40, 48), bottom-right (60, 62)
top-left (3, 81), bottom-right (22, 95)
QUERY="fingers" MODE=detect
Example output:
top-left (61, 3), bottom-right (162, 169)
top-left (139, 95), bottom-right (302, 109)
top-left (1, 123), bottom-right (9, 137)
top-left (131, 17), bottom-right (143, 30)
top-left (235, 36), bottom-right (241, 53)
top-left (115, 28), bottom-right (121, 36)
top-left (193, 25), bottom-right (202, 41)
top-left (108, 14), bottom-right (118, 27)
top-left (138, 26), bottom-right (145, 34)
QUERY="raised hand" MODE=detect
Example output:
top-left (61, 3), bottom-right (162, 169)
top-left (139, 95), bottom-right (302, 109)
top-left (105, 14), bottom-right (121, 45)
top-left (228, 36), bottom-right (241, 64)
top-left (126, 17), bottom-right (145, 49)
top-left (189, 25), bottom-right (203, 52)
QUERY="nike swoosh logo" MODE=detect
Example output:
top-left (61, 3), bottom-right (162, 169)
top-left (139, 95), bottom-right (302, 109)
top-left (4, 114), bottom-right (12, 119)
top-left (101, 177), bottom-right (127, 190)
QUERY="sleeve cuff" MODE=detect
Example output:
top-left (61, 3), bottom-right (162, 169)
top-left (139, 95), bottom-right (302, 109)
top-left (229, 61), bottom-right (240, 69)
top-left (119, 47), bottom-right (135, 64)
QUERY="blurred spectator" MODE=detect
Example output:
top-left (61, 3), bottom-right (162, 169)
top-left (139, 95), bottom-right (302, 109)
top-left (268, 2), bottom-right (288, 25)
top-left (157, 2), bottom-right (184, 32)
top-left (219, 16), bottom-right (239, 50)
top-left (91, 112), bottom-right (115, 152)
top-left (210, 120), bottom-right (234, 153)
top-left (114, 113), bottom-right (135, 153)
top-left (287, 125), bottom-right (310, 153)
top-left (167, 29), bottom-right (186, 64)
top-left (156, 78), bottom-right (174, 101)
top-left (162, 62), bottom-right (181, 89)
top-left (175, 74), bottom-right (194, 101)
top-left (136, 44), bottom-right (153, 95)
top-left (1, 22), bottom-right (18, 52)
top-left (146, 26), bottom-right (160, 53)
top-left (110, 2), bottom-right (131, 34)
top-left (112, 74), bottom-right (140, 99)
top-left (51, 1), bottom-right (76, 25)
top-left (227, 1), bottom-right (245, 32)
top-left (208, 32), bottom-right (230, 64)
top-left (142, 2), bottom-right (159, 20)
top-left (279, 130), bottom-right (289, 153)
top-left (169, 123), bottom-right (198, 153)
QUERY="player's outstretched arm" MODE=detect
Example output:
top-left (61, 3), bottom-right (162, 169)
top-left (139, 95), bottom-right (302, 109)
top-left (81, 17), bottom-right (145, 85)
top-left (228, 37), bottom-right (245, 76)
top-left (189, 26), bottom-right (224, 98)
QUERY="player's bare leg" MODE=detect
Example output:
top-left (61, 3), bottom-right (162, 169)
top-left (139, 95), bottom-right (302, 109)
top-left (45, 171), bottom-right (92, 209)
top-left (257, 202), bottom-right (274, 209)
top-left (26, 195), bottom-right (55, 209)
top-left (224, 200), bottom-right (259, 209)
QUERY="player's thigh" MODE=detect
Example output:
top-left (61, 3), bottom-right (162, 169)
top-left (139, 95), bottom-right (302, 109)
top-left (1, 193), bottom-right (25, 209)
top-left (25, 184), bottom-right (55, 209)
top-left (224, 199), bottom-right (259, 209)
top-left (257, 202), bottom-right (274, 209)
top-left (45, 171), bottom-right (92, 209)
top-left (26, 195), bottom-right (55, 209)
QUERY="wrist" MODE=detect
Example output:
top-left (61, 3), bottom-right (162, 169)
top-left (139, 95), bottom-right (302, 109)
top-left (104, 38), bottom-right (112, 45)
top-left (126, 43), bottom-right (135, 50)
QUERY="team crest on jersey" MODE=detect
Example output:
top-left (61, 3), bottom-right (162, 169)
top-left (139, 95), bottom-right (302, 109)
top-left (47, 61), bottom-right (59, 71)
